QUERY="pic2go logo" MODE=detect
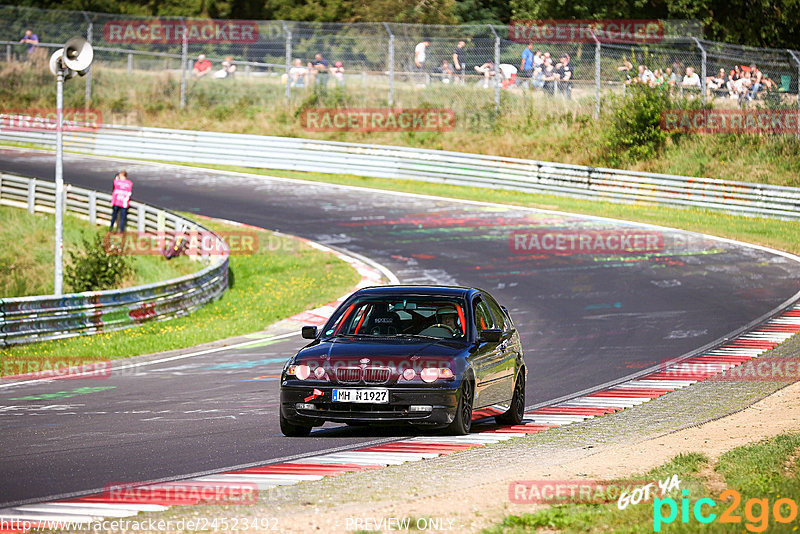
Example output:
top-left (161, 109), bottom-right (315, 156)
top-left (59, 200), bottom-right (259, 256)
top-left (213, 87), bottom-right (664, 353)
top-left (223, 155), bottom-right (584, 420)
top-left (654, 489), bottom-right (799, 532)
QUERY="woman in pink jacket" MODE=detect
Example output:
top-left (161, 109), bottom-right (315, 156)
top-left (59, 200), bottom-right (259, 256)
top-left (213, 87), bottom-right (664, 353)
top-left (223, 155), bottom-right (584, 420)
top-left (109, 170), bottom-right (132, 233)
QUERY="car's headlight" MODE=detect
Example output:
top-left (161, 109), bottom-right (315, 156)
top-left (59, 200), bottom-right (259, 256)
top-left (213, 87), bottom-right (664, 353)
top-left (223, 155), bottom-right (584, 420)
top-left (287, 364), bottom-right (311, 380)
top-left (419, 367), bottom-right (455, 383)
top-left (287, 364), bottom-right (328, 381)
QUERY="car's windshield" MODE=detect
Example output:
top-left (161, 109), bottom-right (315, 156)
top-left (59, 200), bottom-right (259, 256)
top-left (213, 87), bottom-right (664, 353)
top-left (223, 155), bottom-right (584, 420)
top-left (323, 295), bottom-right (468, 339)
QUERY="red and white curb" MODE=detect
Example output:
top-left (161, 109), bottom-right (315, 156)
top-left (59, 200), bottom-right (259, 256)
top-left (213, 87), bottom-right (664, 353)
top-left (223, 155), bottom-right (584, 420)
top-left (2, 307), bottom-right (798, 530)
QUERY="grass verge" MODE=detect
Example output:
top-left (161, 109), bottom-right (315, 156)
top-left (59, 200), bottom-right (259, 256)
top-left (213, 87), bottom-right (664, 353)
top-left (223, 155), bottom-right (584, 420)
top-left (174, 162), bottom-right (800, 256)
top-left (0, 205), bottom-right (196, 297)
top-left (2, 216), bottom-right (360, 362)
top-left (485, 432), bottom-right (800, 533)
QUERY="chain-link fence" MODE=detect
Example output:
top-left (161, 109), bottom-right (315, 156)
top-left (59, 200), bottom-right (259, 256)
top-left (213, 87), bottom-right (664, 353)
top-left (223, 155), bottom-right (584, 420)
top-left (2, 5), bottom-right (799, 132)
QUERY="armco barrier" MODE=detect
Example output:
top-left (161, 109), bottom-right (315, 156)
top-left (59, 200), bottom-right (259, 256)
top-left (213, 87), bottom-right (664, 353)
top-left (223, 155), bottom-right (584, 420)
top-left (0, 173), bottom-right (229, 347)
top-left (1, 123), bottom-right (799, 219)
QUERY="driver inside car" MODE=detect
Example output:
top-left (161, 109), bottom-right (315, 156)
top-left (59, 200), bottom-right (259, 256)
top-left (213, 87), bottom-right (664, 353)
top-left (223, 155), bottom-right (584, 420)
top-left (437, 307), bottom-right (462, 336)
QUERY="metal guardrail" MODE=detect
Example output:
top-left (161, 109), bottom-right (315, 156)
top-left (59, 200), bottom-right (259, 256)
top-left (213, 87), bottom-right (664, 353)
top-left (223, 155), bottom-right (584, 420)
top-left (0, 172), bottom-right (230, 347)
top-left (1, 124), bottom-right (800, 220)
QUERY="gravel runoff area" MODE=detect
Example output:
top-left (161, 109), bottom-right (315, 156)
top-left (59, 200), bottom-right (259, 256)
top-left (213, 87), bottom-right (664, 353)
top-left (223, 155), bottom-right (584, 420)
top-left (123, 331), bottom-right (800, 534)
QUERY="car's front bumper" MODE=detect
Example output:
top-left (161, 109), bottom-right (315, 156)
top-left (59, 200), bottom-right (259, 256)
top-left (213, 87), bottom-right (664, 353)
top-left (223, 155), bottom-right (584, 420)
top-left (280, 383), bottom-right (459, 426)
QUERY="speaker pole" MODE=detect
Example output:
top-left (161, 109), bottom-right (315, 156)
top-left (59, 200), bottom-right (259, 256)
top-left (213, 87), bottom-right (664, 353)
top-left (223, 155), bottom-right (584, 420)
top-left (54, 67), bottom-right (64, 297)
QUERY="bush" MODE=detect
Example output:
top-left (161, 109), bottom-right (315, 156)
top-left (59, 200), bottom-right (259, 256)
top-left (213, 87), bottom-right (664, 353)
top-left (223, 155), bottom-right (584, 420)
top-left (604, 84), bottom-right (674, 166)
top-left (65, 233), bottom-right (132, 293)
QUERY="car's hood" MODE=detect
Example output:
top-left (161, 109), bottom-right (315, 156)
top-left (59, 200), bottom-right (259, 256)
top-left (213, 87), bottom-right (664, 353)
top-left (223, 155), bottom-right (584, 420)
top-left (296, 337), bottom-right (466, 366)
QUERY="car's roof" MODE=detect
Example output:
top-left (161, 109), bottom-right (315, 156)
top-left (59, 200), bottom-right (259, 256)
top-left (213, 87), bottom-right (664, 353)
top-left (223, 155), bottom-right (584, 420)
top-left (353, 285), bottom-right (476, 298)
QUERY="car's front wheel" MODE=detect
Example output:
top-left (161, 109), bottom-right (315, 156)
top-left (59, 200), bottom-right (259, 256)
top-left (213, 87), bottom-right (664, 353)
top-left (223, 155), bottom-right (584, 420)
top-left (280, 412), bottom-right (312, 437)
top-left (445, 377), bottom-right (474, 435)
top-left (496, 370), bottom-right (525, 426)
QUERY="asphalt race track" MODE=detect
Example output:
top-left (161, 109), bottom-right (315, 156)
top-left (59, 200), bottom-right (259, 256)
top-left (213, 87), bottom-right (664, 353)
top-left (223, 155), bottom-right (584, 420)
top-left (2, 148), bottom-right (800, 505)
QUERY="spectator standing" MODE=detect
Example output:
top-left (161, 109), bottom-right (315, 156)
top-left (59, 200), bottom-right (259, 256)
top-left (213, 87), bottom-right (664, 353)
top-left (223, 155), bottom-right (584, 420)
top-left (312, 53), bottom-right (330, 88)
top-left (415, 38), bottom-right (430, 86)
top-left (19, 29), bottom-right (38, 61)
top-left (556, 53), bottom-right (573, 98)
top-left (192, 54), bottom-right (212, 78)
top-left (452, 40), bottom-right (466, 83)
top-left (542, 58), bottom-right (557, 95)
top-left (332, 61), bottom-right (345, 86)
top-left (109, 171), bottom-right (132, 233)
top-left (520, 42), bottom-right (534, 86)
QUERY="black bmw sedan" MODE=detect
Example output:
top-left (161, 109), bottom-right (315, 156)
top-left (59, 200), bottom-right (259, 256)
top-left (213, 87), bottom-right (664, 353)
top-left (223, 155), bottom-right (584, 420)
top-left (279, 286), bottom-right (525, 436)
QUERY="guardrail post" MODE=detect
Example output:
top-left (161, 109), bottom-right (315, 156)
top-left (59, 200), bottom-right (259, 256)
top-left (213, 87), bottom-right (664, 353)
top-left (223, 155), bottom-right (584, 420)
top-left (383, 22), bottom-right (394, 107)
top-left (137, 204), bottom-right (146, 234)
top-left (127, 53), bottom-right (132, 73)
top-left (281, 21), bottom-right (291, 105)
top-left (179, 18), bottom-right (188, 110)
top-left (245, 64), bottom-right (250, 79)
top-left (82, 12), bottom-right (93, 107)
top-left (157, 209), bottom-right (165, 233)
top-left (27, 179), bottom-right (35, 214)
top-left (88, 190), bottom-right (96, 224)
top-left (6, 44), bottom-right (10, 63)
top-left (593, 31), bottom-right (601, 119)
top-left (692, 38), bottom-right (707, 105)
top-left (489, 25), bottom-right (500, 112)
top-left (788, 50), bottom-right (800, 139)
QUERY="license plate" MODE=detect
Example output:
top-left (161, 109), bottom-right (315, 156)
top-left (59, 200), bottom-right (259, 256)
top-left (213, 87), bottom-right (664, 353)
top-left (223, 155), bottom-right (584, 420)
top-left (332, 388), bottom-right (389, 403)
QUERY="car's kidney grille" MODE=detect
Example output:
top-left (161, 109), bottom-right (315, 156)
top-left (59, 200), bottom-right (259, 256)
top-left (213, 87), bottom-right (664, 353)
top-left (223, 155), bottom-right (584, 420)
top-left (335, 366), bottom-right (392, 384)
top-left (364, 367), bottom-right (391, 384)
top-left (337, 367), bottom-right (362, 383)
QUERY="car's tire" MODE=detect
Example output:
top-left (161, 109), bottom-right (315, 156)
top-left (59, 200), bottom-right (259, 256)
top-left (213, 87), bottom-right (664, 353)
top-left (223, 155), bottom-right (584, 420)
top-left (445, 376), bottom-right (474, 435)
top-left (280, 413), bottom-right (312, 437)
top-left (496, 371), bottom-right (525, 426)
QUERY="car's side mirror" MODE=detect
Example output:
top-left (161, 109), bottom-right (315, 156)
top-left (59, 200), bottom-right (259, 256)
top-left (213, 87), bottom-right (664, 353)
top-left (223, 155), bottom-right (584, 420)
top-left (301, 326), bottom-right (318, 339)
top-left (478, 328), bottom-right (502, 343)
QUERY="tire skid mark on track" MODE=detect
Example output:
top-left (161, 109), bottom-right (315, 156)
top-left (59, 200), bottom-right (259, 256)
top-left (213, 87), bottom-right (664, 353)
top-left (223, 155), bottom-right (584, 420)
top-left (3, 305), bottom-right (798, 528)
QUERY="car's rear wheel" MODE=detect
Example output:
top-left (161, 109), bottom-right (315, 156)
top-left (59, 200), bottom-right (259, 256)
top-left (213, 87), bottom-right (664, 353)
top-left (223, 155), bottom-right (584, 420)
top-left (496, 371), bottom-right (525, 426)
top-left (446, 377), bottom-right (474, 435)
top-left (280, 412), bottom-right (312, 437)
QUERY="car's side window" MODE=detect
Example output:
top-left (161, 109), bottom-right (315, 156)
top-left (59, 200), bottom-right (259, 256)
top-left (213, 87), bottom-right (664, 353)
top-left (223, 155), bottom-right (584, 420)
top-left (484, 294), bottom-right (508, 332)
top-left (473, 298), bottom-right (495, 332)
